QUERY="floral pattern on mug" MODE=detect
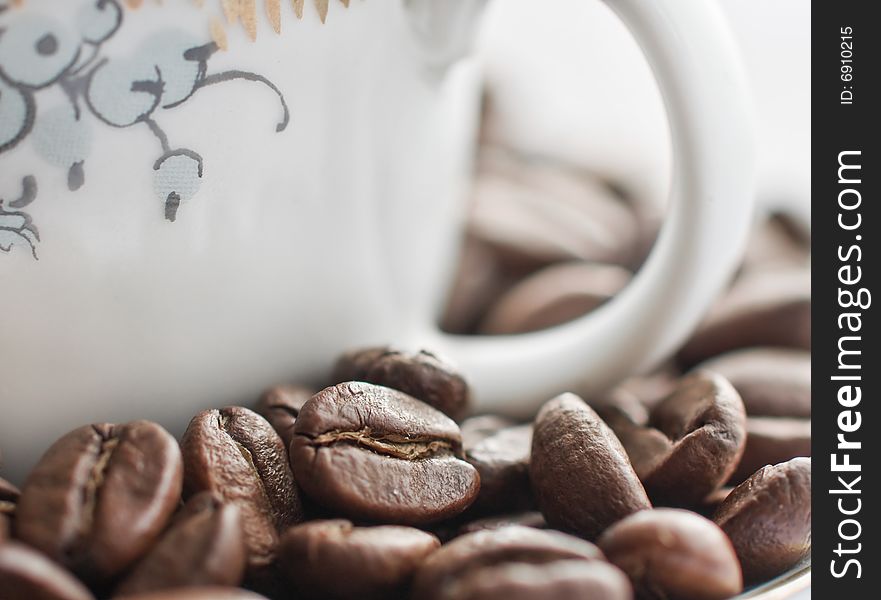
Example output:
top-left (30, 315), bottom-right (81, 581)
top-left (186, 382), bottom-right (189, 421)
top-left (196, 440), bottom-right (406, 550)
top-left (0, 0), bottom-right (289, 259)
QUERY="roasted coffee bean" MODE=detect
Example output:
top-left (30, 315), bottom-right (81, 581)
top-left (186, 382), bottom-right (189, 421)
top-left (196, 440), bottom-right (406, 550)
top-left (456, 511), bottom-right (548, 537)
top-left (713, 457), bottom-right (812, 584)
top-left (0, 477), bottom-right (17, 543)
top-left (180, 407), bottom-right (304, 572)
top-left (695, 487), bottom-right (733, 519)
top-left (740, 213), bottom-right (810, 273)
top-left (592, 389), bottom-right (650, 428)
top-left (530, 394), bottom-right (651, 540)
top-left (460, 415), bottom-right (518, 450)
top-left (698, 348), bottom-right (811, 418)
top-left (16, 422), bottom-right (182, 586)
top-left (0, 542), bottom-right (95, 600)
top-left (617, 372), bottom-right (746, 507)
top-left (277, 519), bottom-right (439, 600)
top-left (614, 368), bottom-right (681, 412)
top-left (728, 417), bottom-right (811, 485)
top-left (598, 508), bottom-right (742, 600)
top-left (432, 560), bottom-right (633, 600)
top-left (411, 525), bottom-right (607, 600)
top-left (254, 385), bottom-right (314, 450)
top-left (116, 588), bottom-right (268, 600)
top-left (678, 268), bottom-right (810, 367)
top-left (332, 348), bottom-right (471, 421)
top-left (465, 424), bottom-right (533, 514)
top-left (468, 152), bottom-right (641, 270)
top-left (479, 262), bottom-right (630, 335)
top-left (115, 492), bottom-right (246, 596)
top-left (290, 382), bottom-right (479, 525)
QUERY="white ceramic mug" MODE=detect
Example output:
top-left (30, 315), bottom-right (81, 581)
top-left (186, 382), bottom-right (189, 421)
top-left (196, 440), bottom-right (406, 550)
top-left (0, 0), bottom-right (754, 479)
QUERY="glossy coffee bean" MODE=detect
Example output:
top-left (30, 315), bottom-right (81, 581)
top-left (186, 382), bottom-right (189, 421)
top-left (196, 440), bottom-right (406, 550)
top-left (530, 394), bottom-right (650, 539)
top-left (698, 348), bottom-right (811, 418)
top-left (277, 519), bottom-right (439, 600)
top-left (728, 417), bottom-right (811, 485)
top-left (465, 424), bottom-right (533, 514)
top-left (332, 348), bottom-right (471, 421)
top-left (115, 492), bottom-right (246, 596)
top-left (624, 372), bottom-right (746, 507)
top-left (456, 511), bottom-right (548, 537)
top-left (713, 457), bottom-right (812, 584)
top-left (411, 525), bottom-right (606, 600)
top-left (460, 415), bottom-right (517, 449)
top-left (16, 422), bottom-right (182, 586)
top-left (0, 542), bottom-right (95, 600)
top-left (678, 268), bottom-right (810, 367)
top-left (479, 262), bottom-right (630, 335)
top-left (0, 477), bottom-right (18, 543)
top-left (181, 407), bottom-right (304, 573)
top-left (433, 559), bottom-right (633, 600)
top-left (599, 508), bottom-right (742, 600)
top-left (290, 382), bottom-right (479, 525)
top-left (117, 588), bottom-right (268, 600)
top-left (254, 385), bottom-right (314, 450)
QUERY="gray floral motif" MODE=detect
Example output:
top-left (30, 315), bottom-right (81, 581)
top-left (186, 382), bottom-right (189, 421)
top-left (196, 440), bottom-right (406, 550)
top-left (0, 0), bottom-right (289, 258)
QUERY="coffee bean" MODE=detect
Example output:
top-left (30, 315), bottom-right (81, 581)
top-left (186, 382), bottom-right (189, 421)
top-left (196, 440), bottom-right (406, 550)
top-left (728, 417), bottom-right (811, 485)
top-left (411, 525), bottom-right (607, 600)
top-left (695, 487), bottom-right (733, 519)
top-left (465, 424), bottom-right (533, 514)
top-left (592, 388), bottom-right (650, 428)
top-left (479, 262), bottom-right (630, 335)
top-left (740, 213), bottom-right (810, 274)
top-left (619, 372), bottom-right (746, 507)
top-left (530, 394), bottom-right (650, 540)
top-left (290, 382), bottom-right (479, 525)
top-left (599, 410), bottom-right (673, 482)
top-left (434, 560), bottom-right (633, 600)
top-left (15, 422), bottom-right (182, 586)
top-left (116, 588), bottom-right (268, 600)
top-left (277, 519), bottom-right (439, 600)
top-left (678, 268), bottom-right (810, 367)
top-left (332, 348), bottom-right (471, 421)
top-left (460, 415), bottom-right (518, 450)
top-left (0, 477), bottom-right (18, 544)
top-left (254, 385), bottom-right (314, 450)
top-left (614, 368), bottom-right (681, 411)
top-left (115, 492), bottom-right (246, 596)
top-left (180, 407), bottom-right (304, 573)
top-left (456, 511), bottom-right (548, 537)
top-left (468, 152), bottom-right (640, 270)
top-left (713, 457), bottom-right (811, 584)
top-left (0, 542), bottom-right (95, 600)
top-left (698, 348), bottom-right (811, 418)
top-left (598, 508), bottom-right (742, 600)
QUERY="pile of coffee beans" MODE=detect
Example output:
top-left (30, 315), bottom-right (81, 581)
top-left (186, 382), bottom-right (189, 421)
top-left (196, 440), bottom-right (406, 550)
top-left (1, 154), bottom-right (811, 599)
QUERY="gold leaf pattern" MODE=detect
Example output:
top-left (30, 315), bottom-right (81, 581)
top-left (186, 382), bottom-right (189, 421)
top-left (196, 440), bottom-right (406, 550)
top-left (314, 0), bottom-right (328, 24)
top-left (292, 0), bottom-right (304, 19)
top-left (266, 0), bottom-right (281, 33)
top-left (210, 16), bottom-right (229, 50)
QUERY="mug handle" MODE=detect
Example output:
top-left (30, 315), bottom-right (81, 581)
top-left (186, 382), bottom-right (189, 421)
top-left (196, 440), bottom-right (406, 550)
top-left (427, 0), bottom-right (756, 417)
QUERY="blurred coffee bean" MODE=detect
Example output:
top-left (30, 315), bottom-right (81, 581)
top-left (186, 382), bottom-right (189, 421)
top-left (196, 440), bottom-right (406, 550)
top-left (456, 511), bottom-right (548, 537)
top-left (468, 152), bottom-right (641, 271)
top-left (460, 415), bottom-right (518, 450)
top-left (465, 424), bottom-right (533, 514)
top-left (116, 588), bottom-right (268, 600)
top-left (0, 542), bottom-right (95, 600)
top-left (740, 213), bottom-right (811, 274)
top-left (441, 235), bottom-right (516, 334)
top-left (632, 372), bottom-right (746, 507)
top-left (479, 262), bottom-right (630, 335)
top-left (599, 508), bottom-right (742, 600)
top-left (695, 487), bottom-right (734, 519)
top-left (728, 417), bottom-right (811, 486)
top-left (290, 382), bottom-right (479, 525)
top-left (115, 492), bottom-right (246, 596)
top-left (713, 458), bottom-right (812, 584)
top-left (592, 389), bottom-right (650, 427)
top-left (678, 268), bottom-right (810, 367)
top-left (434, 560), bottom-right (633, 600)
top-left (698, 348), bottom-right (811, 418)
top-left (411, 525), bottom-right (606, 600)
top-left (613, 367), bottom-right (681, 411)
top-left (180, 407), bottom-right (304, 573)
top-left (599, 410), bottom-right (673, 482)
top-left (530, 394), bottom-right (650, 540)
top-left (0, 477), bottom-right (17, 543)
top-left (332, 348), bottom-right (471, 421)
top-left (16, 422), bottom-right (182, 586)
top-left (254, 385), bottom-right (314, 450)
top-left (277, 519), bottom-right (439, 600)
